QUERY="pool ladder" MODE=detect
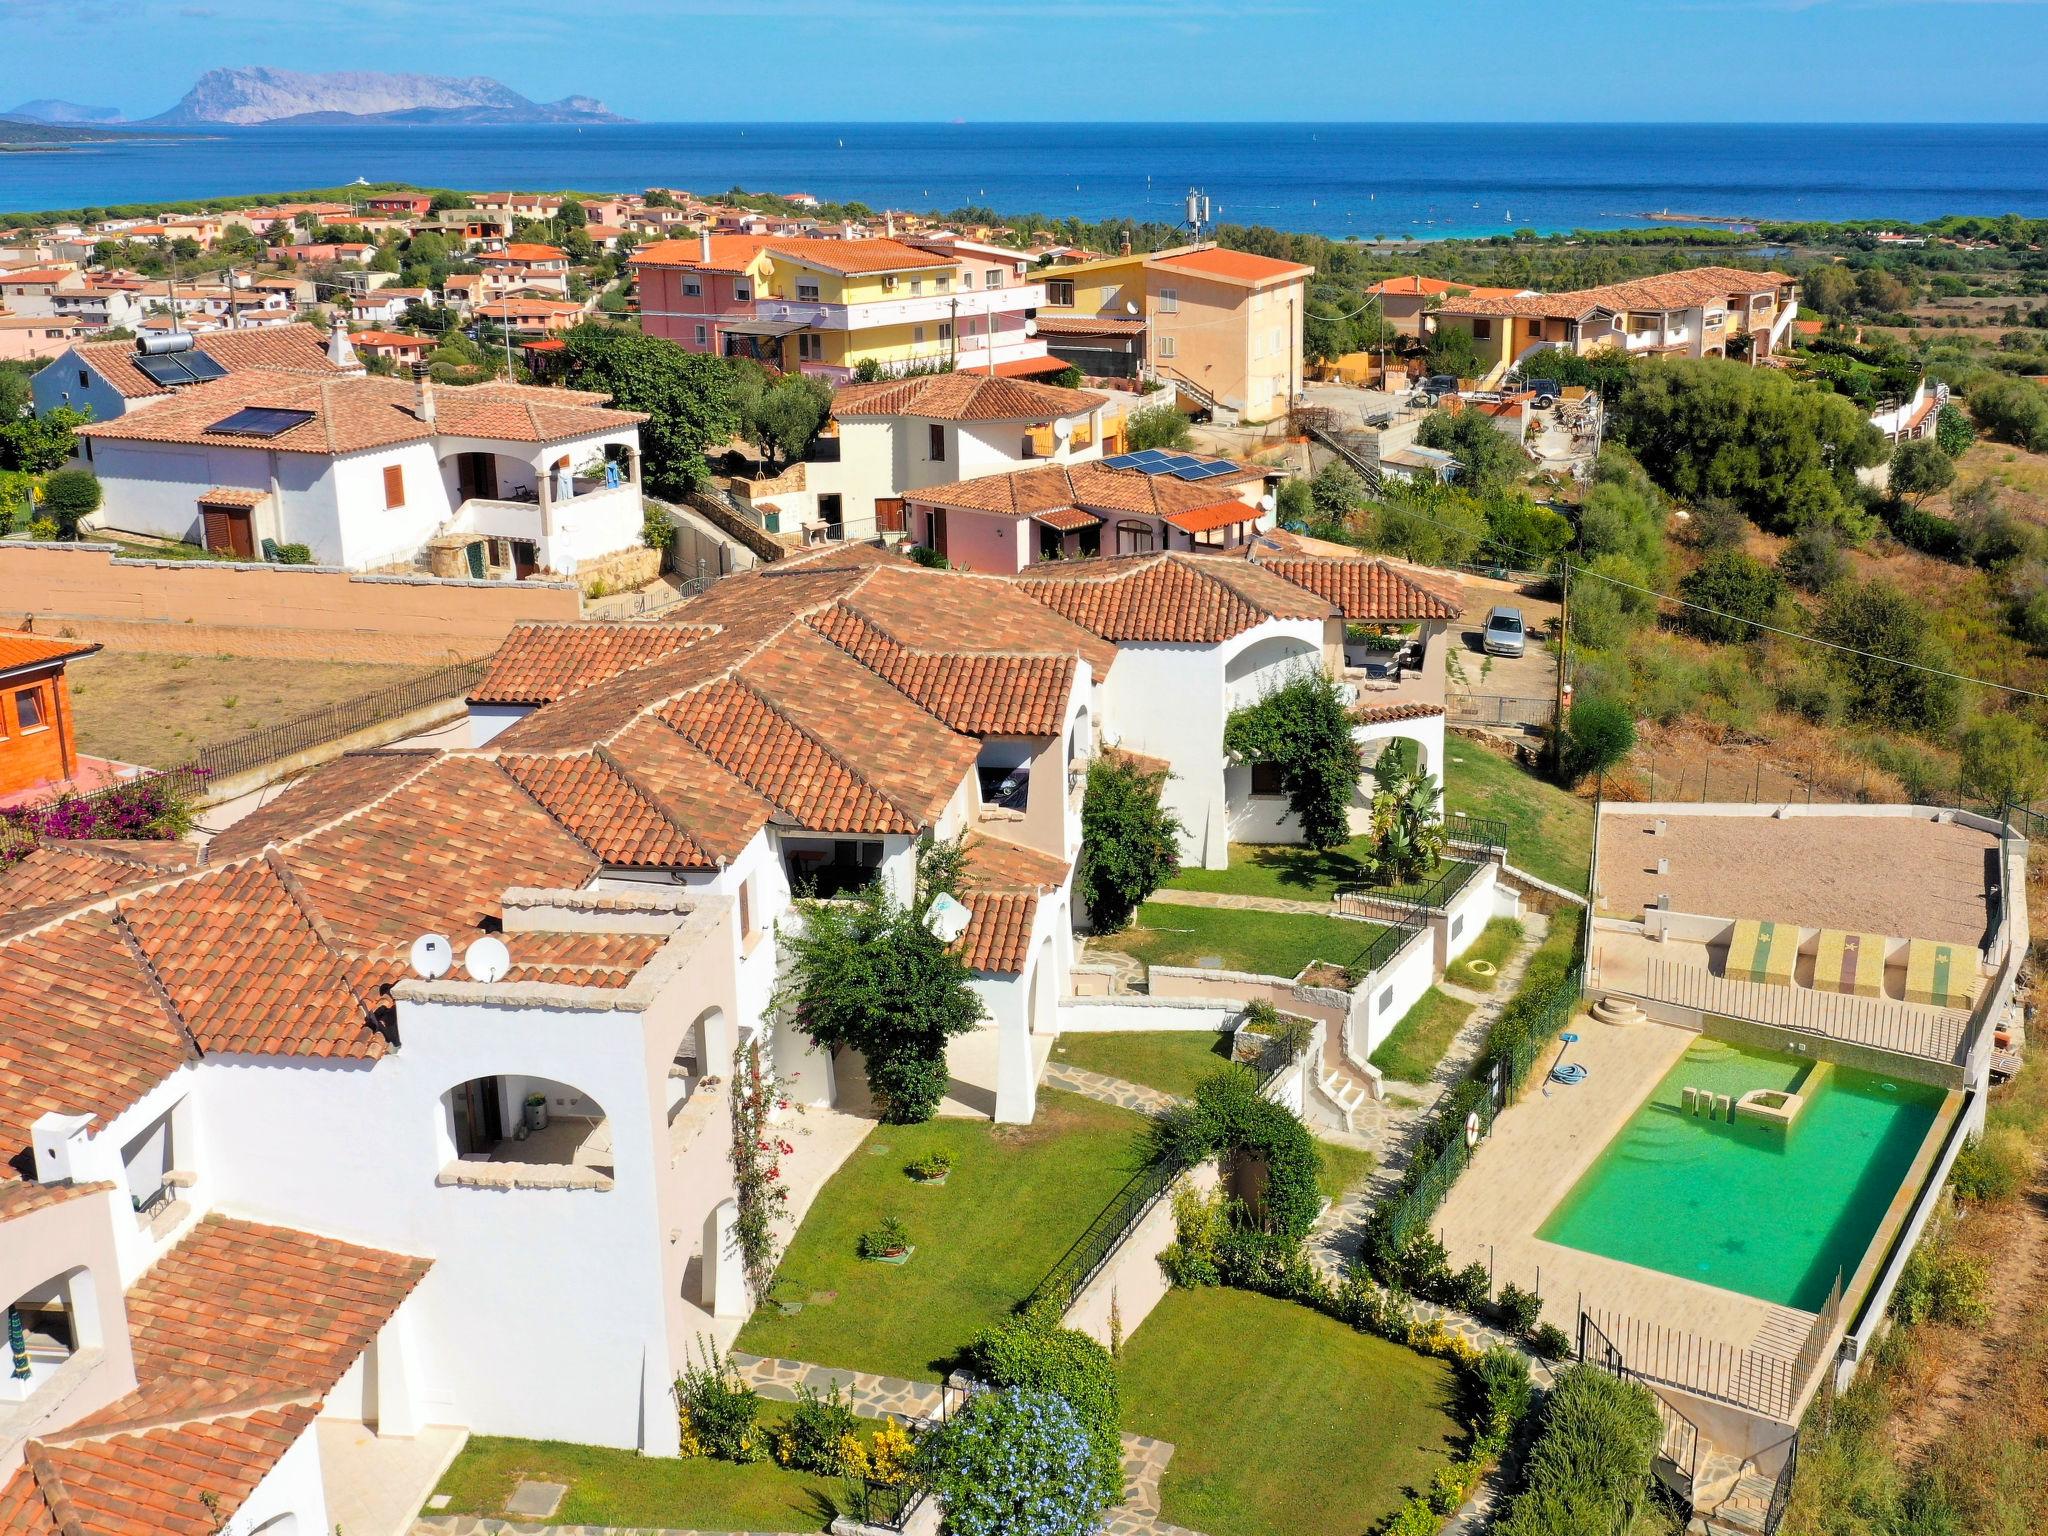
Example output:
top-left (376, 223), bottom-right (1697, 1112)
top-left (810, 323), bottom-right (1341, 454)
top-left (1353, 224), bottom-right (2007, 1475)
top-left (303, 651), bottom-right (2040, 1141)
top-left (1680, 1087), bottom-right (1734, 1121)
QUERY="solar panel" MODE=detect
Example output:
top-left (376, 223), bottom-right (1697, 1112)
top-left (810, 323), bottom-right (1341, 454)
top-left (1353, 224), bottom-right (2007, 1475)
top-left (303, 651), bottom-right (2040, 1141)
top-left (1160, 455), bottom-right (1205, 472)
top-left (1102, 453), bottom-right (1143, 470)
top-left (178, 351), bottom-right (227, 382)
top-left (1182, 461), bottom-right (1242, 481)
top-left (1127, 448), bottom-right (1170, 464)
top-left (1135, 460), bottom-right (1179, 475)
top-left (207, 406), bottom-right (315, 439)
top-left (136, 354), bottom-right (192, 386)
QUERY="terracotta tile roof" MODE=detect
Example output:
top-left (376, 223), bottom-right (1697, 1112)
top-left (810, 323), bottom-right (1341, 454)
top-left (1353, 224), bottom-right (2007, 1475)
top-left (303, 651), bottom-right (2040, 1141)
top-left (1018, 551), bottom-right (1330, 643)
top-left (629, 235), bottom-right (768, 274)
top-left (0, 632), bottom-right (99, 674)
top-left (963, 831), bottom-right (1071, 894)
top-left (485, 242), bottom-right (568, 261)
top-left (957, 891), bottom-right (1037, 975)
top-left (0, 1467), bottom-right (59, 1536)
top-left (118, 857), bottom-right (382, 1059)
top-left (806, 603), bottom-right (1076, 736)
top-left (496, 929), bottom-right (669, 987)
top-left (1149, 246), bottom-right (1313, 286)
top-left (832, 372), bottom-right (1100, 423)
top-left (1035, 505), bottom-right (1101, 532)
top-left (758, 236), bottom-right (955, 275)
top-left (846, 564), bottom-right (1119, 679)
top-left (76, 372), bottom-right (643, 456)
top-left (207, 750), bottom-right (439, 863)
top-left (65, 323), bottom-right (347, 400)
top-left (0, 1177), bottom-right (115, 1221)
top-left (1162, 500), bottom-right (1266, 534)
top-left (1031, 314), bottom-right (1147, 338)
top-left (499, 750), bottom-right (712, 869)
top-left (71, 1214), bottom-right (430, 1433)
top-left (0, 911), bottom-right (194, 1178)
top-left (1250, 553), bottom-right (1461, 621)
top-left (910, 458), bottom-right (1262, 522)
top-left (1439, 264), bottom-right (1790, 319)
top-left (23, 1405), bottom-right (322, 1535)
top-left (602, 718), bottom-right (777, 863)
top-left (279, 755), bottom-right (600, 953)
top-left (1353, 701), bottom-right (1448, 725)
top-left (469, 621), bottom-right (712, 706)
top-left (195, 485), bottom-right (266, 509)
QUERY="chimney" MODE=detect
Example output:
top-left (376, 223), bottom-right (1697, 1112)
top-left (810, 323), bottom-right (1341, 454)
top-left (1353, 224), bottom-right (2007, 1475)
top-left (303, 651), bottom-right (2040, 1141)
top-left (1119, 228), bottom-right (1132, 257)
top-left (885, 211), bottom-right (895, 238)
top-left (327, 315), bottom-right (357, 369)
top-left (413, 361), bottom-right (436, 429)
top-left (700, 228), bottom-right (712, 263)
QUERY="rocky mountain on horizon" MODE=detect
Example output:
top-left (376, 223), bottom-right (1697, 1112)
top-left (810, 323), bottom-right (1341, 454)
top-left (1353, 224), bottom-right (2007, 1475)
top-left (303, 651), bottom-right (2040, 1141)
top-left (142, 67), bottom-right (629, 126)
top-left (6, 99), bottom-right (126, 124)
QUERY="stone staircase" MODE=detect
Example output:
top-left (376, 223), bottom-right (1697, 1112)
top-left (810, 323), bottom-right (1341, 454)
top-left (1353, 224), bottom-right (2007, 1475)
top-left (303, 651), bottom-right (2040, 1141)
top-left (1689, 1452), bottom-right (1778, 1534)
top-left (1317, 1065), bottom-right (1370, 1132)
top-left (1590, 992), bottom-right (1648, 1026)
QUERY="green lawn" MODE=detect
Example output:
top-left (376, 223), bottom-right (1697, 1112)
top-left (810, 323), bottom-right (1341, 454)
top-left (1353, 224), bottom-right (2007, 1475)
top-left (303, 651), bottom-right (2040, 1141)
top-left (1446, 915), bottom-right (1525, 991)
top-left (429, 1409), bottom-right (849, 1530)
top-left (1315, 1138), bottom-right (1377, 1204)
top-left (1368, 987), bottom-right (1475, 1085)
top-left (1442, 742), bottom-right (1591, 893)
top-left (1166, 841), bottom-right (1476, 906)
top-left (735, 1089), bottom-right (1149, 1381)
top-left (1090, 903), bottom-right (1383, 980)
top-left (1120, 1288), bottom-right (1463, 1536)
top-left (1052, 1029), bottom-right (1235, 1099)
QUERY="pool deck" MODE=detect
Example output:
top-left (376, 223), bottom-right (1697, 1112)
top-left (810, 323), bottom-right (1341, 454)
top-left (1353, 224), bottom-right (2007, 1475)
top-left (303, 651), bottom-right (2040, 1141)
top-left (1435, 1010), bottom-right (1815, 1358)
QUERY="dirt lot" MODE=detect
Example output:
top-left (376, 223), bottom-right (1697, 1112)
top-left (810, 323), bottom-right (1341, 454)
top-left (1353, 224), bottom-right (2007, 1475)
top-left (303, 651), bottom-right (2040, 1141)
top-left (66, 652), bottom-right (434, 768)
top-left (1451, 578), bottom-right (1559, 701)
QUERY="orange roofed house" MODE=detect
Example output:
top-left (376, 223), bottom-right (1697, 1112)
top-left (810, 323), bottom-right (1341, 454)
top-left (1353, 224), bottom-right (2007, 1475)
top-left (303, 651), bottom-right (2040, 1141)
top-left (0, 633), bottom-right (99, 807)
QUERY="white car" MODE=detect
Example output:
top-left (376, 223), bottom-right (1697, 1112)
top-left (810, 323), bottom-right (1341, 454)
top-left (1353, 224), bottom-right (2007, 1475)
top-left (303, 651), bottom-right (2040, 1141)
top-left (1483, 605), bottom-right (1527, 657)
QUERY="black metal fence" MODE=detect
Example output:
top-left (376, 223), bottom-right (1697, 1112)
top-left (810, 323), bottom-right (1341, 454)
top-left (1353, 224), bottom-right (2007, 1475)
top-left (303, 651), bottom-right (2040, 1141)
top-left (185, 658), bottom-right (489, 784)
top-left (1022, 1156), bottom-right (1182, 1317)
top-left (1578, 1311), bottom-right (1701, 1510)
top-left (1580, 1308), bottom-right (1807, 1420)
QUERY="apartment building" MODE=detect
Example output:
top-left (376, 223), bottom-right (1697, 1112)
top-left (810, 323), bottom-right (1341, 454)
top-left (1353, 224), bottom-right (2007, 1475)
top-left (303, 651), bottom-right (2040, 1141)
top-left (1430, 266), bottom-right (1801, 379)
top-left (630, 234), bottom-right (1051, 382)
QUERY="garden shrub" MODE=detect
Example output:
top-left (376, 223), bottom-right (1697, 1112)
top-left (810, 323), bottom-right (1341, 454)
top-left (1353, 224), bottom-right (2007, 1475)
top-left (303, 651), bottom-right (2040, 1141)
top-left (1560, 694), bottom-right (1636, 786)
top-left (1493, 1365), bottom-right (1664, 1536)
top-left (968, 1316), bottom-right (1122, 1500)
top-left (1890, 1239), bottom-right (1990, 1328)
top-left (39, 469), bottom-right (101, 538)
top-left (1158, 1184), bottom-right (1229, 1288)
top-left (857, 1214), bottom-right (911, 1259)
top-left (1224, 670), bottom-right (1364, 852)
top-left (918, 1386), bottom-right (1119, 1535)
top-left (1467, 1346), bottom-right (1536, 1453)
top-left (272, 541), bottom-right (313, 565)
top-left (1949, 1126), bottom-right (2030, 1203)
top-left (1075, 751), bottom-right (1183, 932)
top-left (1496, 1282), bottom-right (1543, 1337)
top-left (908, 543), bottom-right (949, 569)
top-left (674, 1344), bottom-right (764, 1463)
top-left (1150, 1067), bottom-right (1322, 1240)
top-left (1530, 1322), bottom-right (1574, 1362)
top-left (774, 1382), bottom-right (860, 1474)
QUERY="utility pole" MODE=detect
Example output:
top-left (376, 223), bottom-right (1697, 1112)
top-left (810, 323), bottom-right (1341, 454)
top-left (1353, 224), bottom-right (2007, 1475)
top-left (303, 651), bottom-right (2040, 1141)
top-left (1552, 552), bottom-right (1573, 775)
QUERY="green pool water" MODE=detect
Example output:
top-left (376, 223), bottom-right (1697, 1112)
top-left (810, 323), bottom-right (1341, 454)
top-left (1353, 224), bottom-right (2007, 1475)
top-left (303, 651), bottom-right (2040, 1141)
top-left (1537, 1038), bottom-right (1946, 1310)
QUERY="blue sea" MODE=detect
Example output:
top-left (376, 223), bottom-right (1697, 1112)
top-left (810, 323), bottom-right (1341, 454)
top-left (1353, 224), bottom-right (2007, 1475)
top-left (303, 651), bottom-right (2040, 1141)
top-left (4, 122), bottom-right (2047, 237)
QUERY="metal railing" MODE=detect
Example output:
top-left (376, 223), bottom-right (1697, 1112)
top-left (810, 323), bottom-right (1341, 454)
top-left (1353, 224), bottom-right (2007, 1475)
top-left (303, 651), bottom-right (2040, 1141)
top-left (1443, 812), bottom-right (1511, 856)
top-left (186, 659), bottom-right (489, 785)
top-left (1578, 1310), bottom-right (1702, 1508)
top-left (1580, 1307), bottom-right (1806, 1420)
top-left (1763, 1435), bottom-right (1799, 1535)
top-left (1447, 692), bottom-right (1554, 729)
top-left (1334, 853), bottom-right (1486, 977)
top-left (1636, 958), bottom-right (1968, 1066)
top-left (1022, 1156), bottom-right (1182, 1317)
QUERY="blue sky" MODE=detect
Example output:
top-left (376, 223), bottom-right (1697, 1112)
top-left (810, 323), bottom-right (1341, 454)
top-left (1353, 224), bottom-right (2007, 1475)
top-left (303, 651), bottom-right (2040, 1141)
top-left (3, 0), bottom-right (2045, 122)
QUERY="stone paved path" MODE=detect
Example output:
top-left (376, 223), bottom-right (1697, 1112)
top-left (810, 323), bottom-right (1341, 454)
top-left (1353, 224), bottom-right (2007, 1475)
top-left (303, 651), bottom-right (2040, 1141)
top-left (1145, 886), bottom-right (1341, 917)
top-left (1042, 1059), bottom-right (1183, 1116)
top-left (1308, 914), bottom-right (1549, 1282)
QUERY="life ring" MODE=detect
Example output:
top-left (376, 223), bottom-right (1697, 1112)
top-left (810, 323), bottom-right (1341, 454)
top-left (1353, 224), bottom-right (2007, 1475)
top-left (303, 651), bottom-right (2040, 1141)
top-left (1464, 1110), bottom-right (1482, 1148)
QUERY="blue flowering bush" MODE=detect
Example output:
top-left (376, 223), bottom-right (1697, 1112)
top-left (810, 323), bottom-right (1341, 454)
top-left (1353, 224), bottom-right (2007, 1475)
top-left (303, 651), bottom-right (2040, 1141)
top-left (919, 1386), bottom-right (1115, 1536)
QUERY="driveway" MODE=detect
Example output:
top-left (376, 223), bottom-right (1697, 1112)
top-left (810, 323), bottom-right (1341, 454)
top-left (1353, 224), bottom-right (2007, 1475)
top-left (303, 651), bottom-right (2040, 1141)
top-left (1450, 578), bottom-right (1559, 703)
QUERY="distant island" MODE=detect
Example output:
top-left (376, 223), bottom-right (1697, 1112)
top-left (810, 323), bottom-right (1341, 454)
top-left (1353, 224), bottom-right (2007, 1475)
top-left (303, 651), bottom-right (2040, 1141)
top-left (5, 98), bottom-right (125, 125)
top-left (136, 67), bottom-right (630, 126)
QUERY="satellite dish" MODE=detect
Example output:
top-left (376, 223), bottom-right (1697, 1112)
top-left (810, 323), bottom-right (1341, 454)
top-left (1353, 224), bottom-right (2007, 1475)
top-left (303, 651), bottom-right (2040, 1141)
top-left (1023, 318), bottom-right (1038, 338)
top-left (924, 892), bottom-right (972, 945)
top-left (1053, 416), bottom-right (1071, 441)
top-left (409, 933), bottom-right (454, 980)
top-left (1125, 300), bottom-right (1139, 317)
top-left (465, 936), bottom-right (512, 984)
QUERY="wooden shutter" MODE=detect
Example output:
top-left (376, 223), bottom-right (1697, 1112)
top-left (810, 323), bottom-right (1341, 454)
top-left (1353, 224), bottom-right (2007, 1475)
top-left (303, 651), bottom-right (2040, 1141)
top-left (383, 464), bottom-right (405, 508)
top-left (874, 498), bottom-right (905, 534)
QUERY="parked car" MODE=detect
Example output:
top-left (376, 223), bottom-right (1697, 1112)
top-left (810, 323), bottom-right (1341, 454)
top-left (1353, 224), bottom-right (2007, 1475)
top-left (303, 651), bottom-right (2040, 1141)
top-left (1483, 605), bottom-right (1527, 657)
top-left (1409, 374), bottom-right (1459, 407)
top-left (1523, 378), bottom-right (1561, 408)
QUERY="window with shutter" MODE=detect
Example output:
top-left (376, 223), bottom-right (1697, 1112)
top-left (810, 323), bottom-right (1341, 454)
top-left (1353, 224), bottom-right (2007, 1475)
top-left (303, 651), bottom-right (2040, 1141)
top-left (383, 465), bottom-right (405, 508)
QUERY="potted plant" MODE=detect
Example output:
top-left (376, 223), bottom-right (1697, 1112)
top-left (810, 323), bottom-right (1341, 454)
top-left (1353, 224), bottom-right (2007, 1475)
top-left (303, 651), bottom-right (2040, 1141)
top-left (857, 1214), bottom-right (913, 1264)
top-left (524, 1092), bottom-right (549, 1132)
top-left (905, 1152), bottom-right (953, 1186)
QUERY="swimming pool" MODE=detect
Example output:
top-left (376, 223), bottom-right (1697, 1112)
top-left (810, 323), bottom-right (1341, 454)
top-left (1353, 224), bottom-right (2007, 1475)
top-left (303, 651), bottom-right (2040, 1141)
top-left (1537, 1037), bottom-right (1946, 1310)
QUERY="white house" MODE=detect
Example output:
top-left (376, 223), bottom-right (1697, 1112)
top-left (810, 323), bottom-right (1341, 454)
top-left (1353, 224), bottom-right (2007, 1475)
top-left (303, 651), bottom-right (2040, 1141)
top-left (74, 340), bottom-right (649, 575)
top-left (726, 372), bottom-right (1115, 545)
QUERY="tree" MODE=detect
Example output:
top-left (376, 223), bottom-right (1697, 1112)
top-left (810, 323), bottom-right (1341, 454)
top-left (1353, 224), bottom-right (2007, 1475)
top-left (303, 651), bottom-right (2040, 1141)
top-left (1967, 376), bottom-right (2048, 450)
top-left (773, 838), bottom-right (983, 1124)
top-left (968, 1320), bottom-right (1123, 1506)
top-left (1367, 742), bottom-right (1444, 883)
top-left (1425, 323), bottom-right (1481, 381)
top-left (1274, 476), bottom-right (1314, 527)
top-left (1562, 695), bottom-right (1636, 786)
top-left (918, 1388), bottom-right (1116, 1536)
top-left (38, 469), bottom-right (101, 538)
top-left (1576, 450), bottom-right (1669, 581)
top-left (746, 373), bottom-right (832, 468)
top-left (1961, 713), bottom-right (2047, 809)
top-left (1889, 438), bottom-right (1954, 507)
top-left (1309, 459), bottom-right (1366, 523)
top-left (1076, 753), bottom-right (1183, 932)
top-left (1612, 358), bottom-right (1886, 535)
top-left (1934, 401), bottom-right (1975, 459)
top-left (1777, 517), bottom-right (1846, 593)
top-left (556, 197), bottom-right (588, 230)
top-left (1799, 263), bottom-right (1857, 319)
top-left (1815, 579), bottom-right (1960, 735)
top-left (1224, 670), bottom-right (1363, 852)
top-left (0, 406), bottom-right (90, 474)
top-left (1417, 407), bottom-right (1522, 496)
top-left (1125, 402), bottom-right (1192, 452)
top-left (558, 325), bottom-right (744, 498)
top-left (1677, 549), bottom-right (1783, 644)
top-left (1568, 554), bottom-right (1656, 649)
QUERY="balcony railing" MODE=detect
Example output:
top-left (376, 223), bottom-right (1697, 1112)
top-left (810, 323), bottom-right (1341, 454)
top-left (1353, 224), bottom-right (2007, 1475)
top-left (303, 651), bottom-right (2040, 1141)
top-left (754, 283), bottom-right (1046, 331)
